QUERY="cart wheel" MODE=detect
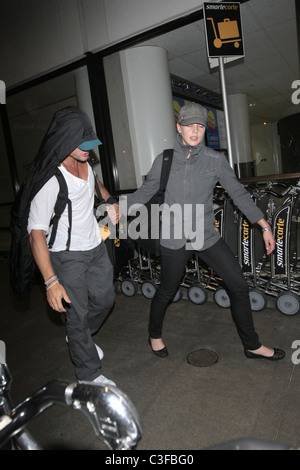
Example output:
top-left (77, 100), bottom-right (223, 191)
top-left (213, 38), bottom-right (222, 48)
top-left (141, 281), bottom-right (157, 299)
top-left (121, 279), bottom-right (137, 297)
top-left (213, 287), bottom-right (231, 308)
top-left (234, 41), bottom-right (240, 48)
top-left (276, 292), bottom-right (300, 315)
top-left (249, 288), bottom-right (267, 312)
top-left (172, 288), bottom-right (183, 303)
top-left (187, 284), bottom-right (208, 305)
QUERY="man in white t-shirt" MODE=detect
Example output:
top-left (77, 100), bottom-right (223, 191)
top-left (28, 107), bottom-right (119, 386)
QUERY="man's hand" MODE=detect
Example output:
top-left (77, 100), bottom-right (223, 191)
top-left (46, 282), bottom-right (71, 312)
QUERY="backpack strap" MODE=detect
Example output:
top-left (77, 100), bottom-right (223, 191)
top-left (93, 169), bottom-right (104, 203)
top-left (157, 149), bottom-right (173, 196)
top-left (48, 169), bottom-right (72, 250)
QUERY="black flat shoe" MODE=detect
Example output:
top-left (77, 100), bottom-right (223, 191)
top-left (148, 337), bottom-right (168, 358)
top-left (244, 348), bottom-right (285, 361)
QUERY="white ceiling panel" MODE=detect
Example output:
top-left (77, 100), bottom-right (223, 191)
top-left (168, 58), bottom-right (204, 80)
top-left (247, 0), bottom-right (296, 27)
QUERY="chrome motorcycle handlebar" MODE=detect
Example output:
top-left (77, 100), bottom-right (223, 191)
top-left (0, 363), bottom-right (142, 450)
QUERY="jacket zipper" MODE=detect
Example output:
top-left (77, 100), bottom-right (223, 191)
top-left (184, 147), bottom-right (192, 201)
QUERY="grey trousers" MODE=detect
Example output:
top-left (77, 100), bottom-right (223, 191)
top-left (50, 242), bottom-right (115, 380)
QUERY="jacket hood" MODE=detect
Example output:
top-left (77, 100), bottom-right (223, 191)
top-left (173, 132), bottom-right (204, 161)
top-left (33, 106), bottom-right (100, 171)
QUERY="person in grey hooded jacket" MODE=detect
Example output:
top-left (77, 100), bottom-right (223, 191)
top-left (127, 102), bottom-right (285, 362)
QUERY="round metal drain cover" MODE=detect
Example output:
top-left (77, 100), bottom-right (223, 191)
top-left (187, 349), bottom-right (218, 367)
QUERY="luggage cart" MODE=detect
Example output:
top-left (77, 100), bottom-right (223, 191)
top-left (118, 247), bottom-right (158, 298)
top-left (236, 213), bottom-right (268, 312)
top-left (233, 180), bottom-right (300, 315)
top-left (207, 17), bottom-right (242, 49)
top-left (213, 182), bottom-right (300, 314)
top-left (265, 182), bottom-right (300, 315)
top-left (234, 185), bottom-right (274, 311)
top-left (118, 246), bottom-right (182, 302)
top-left (117, 181), bottom-right (300, 317)
top-left (212, 191), bottom-right (239, 308)
top-left (180, 254), bottom-right (208, 305)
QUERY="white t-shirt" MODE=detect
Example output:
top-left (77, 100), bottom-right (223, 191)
top-left (27, 164), bottom-right (101, 251)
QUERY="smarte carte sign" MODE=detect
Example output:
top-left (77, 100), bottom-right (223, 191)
top-left (203, 2), bottom-right (244, 58)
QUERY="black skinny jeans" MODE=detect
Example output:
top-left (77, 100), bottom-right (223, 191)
top-left (149, 238), bottom-right (261, 351)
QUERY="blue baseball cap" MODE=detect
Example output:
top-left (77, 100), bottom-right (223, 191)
top-left (78, 138), bottom-right (102, 150)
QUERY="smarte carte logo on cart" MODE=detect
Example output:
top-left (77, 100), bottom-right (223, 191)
top-left (241, 219), bottom-right (251, 268)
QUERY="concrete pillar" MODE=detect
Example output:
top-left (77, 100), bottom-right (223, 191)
top-left (104, 52), bottom-right (137, 190)
top-left (227, 93), bottom-right (254, 178)
top-left (120, 46), bottom-right (176, 187)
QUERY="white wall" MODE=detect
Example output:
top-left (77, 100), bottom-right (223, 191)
top-left (1, 0), bottom-right (208, 88)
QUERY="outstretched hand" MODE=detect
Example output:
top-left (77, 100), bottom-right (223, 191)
top-left (263, 231), bottom-right (275, 255)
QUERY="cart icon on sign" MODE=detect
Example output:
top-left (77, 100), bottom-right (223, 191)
top-left (208, 17), bottom-right (241, 49)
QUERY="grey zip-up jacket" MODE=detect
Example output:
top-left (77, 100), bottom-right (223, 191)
top-left (127, 134), bottom-right (264, 251)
